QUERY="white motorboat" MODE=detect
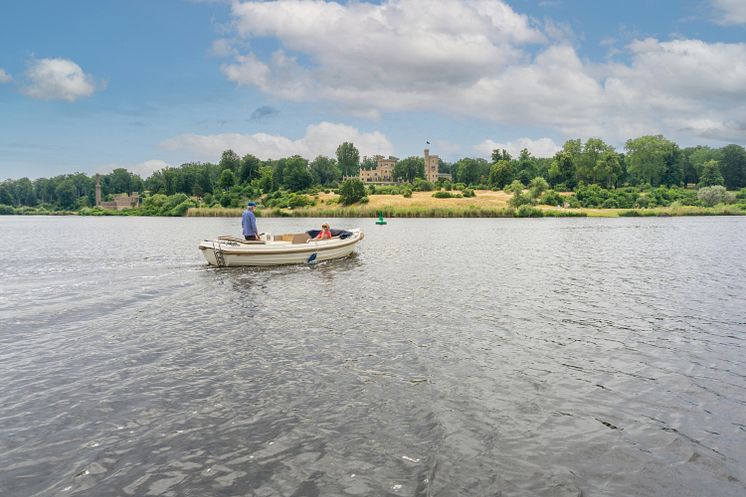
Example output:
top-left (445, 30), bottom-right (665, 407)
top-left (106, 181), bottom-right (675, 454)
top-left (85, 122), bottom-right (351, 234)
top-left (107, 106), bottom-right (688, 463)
top-left (198, 228), bottom-right (364, 267)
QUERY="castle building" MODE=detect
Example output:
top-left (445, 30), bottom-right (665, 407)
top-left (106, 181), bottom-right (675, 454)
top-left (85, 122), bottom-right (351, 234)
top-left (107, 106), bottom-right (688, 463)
top-left (359, 156), bottom-right (396, 183)
top-left (424, 149), bottom-right (439, 183)
top-left (357, 148), bottom-right (450, 184)
top-left (95, 174), bottom-right (141, 210)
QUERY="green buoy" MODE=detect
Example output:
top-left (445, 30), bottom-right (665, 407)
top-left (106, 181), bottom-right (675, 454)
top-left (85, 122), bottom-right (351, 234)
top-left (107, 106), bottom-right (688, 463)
top-left (376, 212), bottom-right (387, 225)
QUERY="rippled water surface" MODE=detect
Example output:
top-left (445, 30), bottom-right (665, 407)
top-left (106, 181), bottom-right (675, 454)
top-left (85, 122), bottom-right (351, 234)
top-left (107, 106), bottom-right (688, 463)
top-left (1, 215), bottom-right (745, 497)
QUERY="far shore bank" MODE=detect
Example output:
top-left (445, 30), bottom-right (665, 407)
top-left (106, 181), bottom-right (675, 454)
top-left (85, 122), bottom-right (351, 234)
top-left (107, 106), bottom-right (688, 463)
top-left (185, 190), bottom-right (746, 218)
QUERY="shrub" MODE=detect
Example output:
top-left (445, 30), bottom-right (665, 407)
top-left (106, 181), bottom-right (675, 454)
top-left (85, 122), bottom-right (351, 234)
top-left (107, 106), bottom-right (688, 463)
top-left (514, 205), bottom-right (544, 217)
top-left (359, 196), bottom-right (369, 204)
top-left (602, 198), bottom-right (619, 209)
top-left (528, 177), bottom-right (549, 199)
top-left (697, 185), bottom-right (734, 207)
top-left (509, 192), bottom-right (533, 208)
top-left (432, 191), bottom-right (455, 198)
top-left (413, 178), bottom-right (434, 192)
top-left (0, 204), bottom-right (14, 215)
top-left (540, 190), bottom-right (564, 207)
top-left (339, 179), bottom-right (366, 205)
top-left (462, 188), bottom-right (476, 198)
top-left (506, 180), bottom-right (525, 195)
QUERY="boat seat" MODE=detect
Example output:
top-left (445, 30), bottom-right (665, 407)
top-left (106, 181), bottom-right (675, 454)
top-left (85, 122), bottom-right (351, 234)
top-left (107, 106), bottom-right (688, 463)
top-left (217, 235), bottom-right (266, 244)
top-left (274, 233), bottom-right (311, 244)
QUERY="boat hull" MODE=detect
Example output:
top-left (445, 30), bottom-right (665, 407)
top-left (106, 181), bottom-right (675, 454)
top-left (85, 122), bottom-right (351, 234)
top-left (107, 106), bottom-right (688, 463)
top-left (199, 229), bottom-right (363, 267)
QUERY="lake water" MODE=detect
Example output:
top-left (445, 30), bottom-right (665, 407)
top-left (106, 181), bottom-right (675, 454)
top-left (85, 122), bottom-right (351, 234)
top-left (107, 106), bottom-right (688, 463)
top-left (1, 215), bottom-right (745, 497)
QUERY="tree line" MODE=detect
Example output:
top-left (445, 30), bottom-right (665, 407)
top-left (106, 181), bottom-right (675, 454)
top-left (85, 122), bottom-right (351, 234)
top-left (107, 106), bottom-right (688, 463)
top-left (2, 136), bottom-right (745, 211)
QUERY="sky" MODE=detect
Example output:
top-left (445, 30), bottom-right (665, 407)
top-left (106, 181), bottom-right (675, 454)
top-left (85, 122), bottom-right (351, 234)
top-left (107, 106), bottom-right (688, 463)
top-left (1, 0), bottom-right (745, 179)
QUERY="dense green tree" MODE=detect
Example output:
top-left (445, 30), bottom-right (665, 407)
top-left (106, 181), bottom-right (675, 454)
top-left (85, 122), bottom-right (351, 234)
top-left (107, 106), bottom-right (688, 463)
top-left (548, 150), bottom-right (576, 188)
top-left (256, 166), bottom-right (276, 193)
top-left (218, 169), bottom-right (236, 190)
top-left (698, 160), bottom-right (724, 187)
top-left (660, 144), bottom-right (683, 187)
top-left (0, 183), bottom-right (15, 205)
top-left (283, 155), bottom-right (314, 191)
top-left (491, 148), bottom-right (512, 162)
top-left (528, 177), bottom-right (549, 199)
top-left (55, 180), bottom-right (77, 210)
top-left (689, 146), bottom-right (722, 179)
top-left (339, 178), bottom-right (366, 205)
top-left (625, 135), bottom-right (676, 186)
top-left (488, 160), bottom-right (513, 189)
top-left (14, 178), bottom-right (37, 206)
top-left (309, 155), bottom-right (340, 186)
top-left (515, 149), bottom-right (537, 185)
top-left (596, 150), bottom-right (623, 188)
top-left (219, 150), bottom-right (241, 172)
top-left (719, 144), bottom-right (746, 189)
top-left (453, 158), bottom-right (487, 185)
top-left (239, 154), bottom-right (261, 184)
top-left (394, 156), bottom-right (425, 182)
top-left (336, 142), bottom-right (360, 177)
top-left (360, 156), bottom-right (377, 170)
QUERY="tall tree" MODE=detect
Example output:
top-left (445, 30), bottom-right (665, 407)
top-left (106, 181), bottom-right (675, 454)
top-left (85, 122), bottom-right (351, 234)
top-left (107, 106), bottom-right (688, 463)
top-left (514, 148), bottom-right (536, 185)
top-left (625, 135), bottom-right (676, 186)
top-left (239, 154), bottom-right (261, 184)
top-left (393, 156), bottom-right (425, 182)
top-left (491, 148), bottom-right (512, 163)
top-left (219, 150), bottom-right (241, 172)
top-left (14, 178), bottom-right (37, 206)
top-left (547, 150), bottom-right (576, 188)
top-left (55, 180), bottom-right (77, 210)
top-left (698, 160), bottom-right (724, 187)
top-left (719, 144), bottom-right (746, 189)
top-left (309, 155), bottom-right (340, 186)
top-left (489, 160), bottom-right (514, 189)
top-left (0, 183), bottom-right (15, 205)
top-left (218, 169), bottom-right (236, 190)
top-left (283, 155), bottom-right (314, 191)
top-left (452, 158), bottom-right (485, 185)
top-left (336, 142), bottom-right (360, 177)
top-left (595, 150), bottom-right (623, 188)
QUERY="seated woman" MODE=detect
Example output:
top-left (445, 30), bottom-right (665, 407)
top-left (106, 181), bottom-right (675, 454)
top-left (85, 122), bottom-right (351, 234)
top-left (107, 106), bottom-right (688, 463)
top-left (314, 223), bottom-right (333, 240)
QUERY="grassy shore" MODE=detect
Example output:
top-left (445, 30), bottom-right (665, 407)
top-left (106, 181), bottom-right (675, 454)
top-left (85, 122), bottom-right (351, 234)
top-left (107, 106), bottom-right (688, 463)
top-left (186, 190), bottom-right (746, 218)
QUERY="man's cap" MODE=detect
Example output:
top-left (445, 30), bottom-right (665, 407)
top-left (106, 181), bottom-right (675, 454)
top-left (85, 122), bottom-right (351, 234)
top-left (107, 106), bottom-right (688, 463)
top-left (247, 201), bottom-right (256, 207)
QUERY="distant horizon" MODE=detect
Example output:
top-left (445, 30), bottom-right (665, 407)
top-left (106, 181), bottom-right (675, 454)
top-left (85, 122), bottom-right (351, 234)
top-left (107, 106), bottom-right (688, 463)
top-left (2, 0), bottom-right (745, 179)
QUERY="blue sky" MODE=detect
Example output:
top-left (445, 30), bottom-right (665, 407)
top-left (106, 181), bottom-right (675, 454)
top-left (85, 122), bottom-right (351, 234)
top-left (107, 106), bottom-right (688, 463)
top-left (1, 0), bottom-right (745, 179)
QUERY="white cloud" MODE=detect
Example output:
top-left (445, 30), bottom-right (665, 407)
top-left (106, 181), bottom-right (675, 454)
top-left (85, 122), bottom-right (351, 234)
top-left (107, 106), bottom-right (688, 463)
top-left (0, 68), bottom-right (11, 83)
top-left (211, 38), bottom-right (235, 58)
top-left (22, 58), bottom-right (100, 101)
top-left (98, 160), bottom-right (172, 178)
top-left (475, 137), bottom-right (561, 158)
top-left (160, 122), bottom-right (394, 162)
top-left (711, 0), bottom-right (746, 25)
top-left (219, 1), bottom-right (746, 144)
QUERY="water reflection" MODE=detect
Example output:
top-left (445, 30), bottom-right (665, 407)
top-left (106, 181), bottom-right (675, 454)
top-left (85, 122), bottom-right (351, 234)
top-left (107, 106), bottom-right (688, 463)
top-left (0, 216), bottom-right (744, 497)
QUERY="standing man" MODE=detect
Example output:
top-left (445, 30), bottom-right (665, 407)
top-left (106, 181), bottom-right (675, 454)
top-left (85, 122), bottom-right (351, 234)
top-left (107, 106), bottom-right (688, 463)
top-left (242, 201), bottom-right (259, 240)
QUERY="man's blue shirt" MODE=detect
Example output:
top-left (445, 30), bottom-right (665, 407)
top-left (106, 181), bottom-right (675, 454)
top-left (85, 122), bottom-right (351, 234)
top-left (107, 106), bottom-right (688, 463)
top-left (242, 209), bottom-right (258, 236)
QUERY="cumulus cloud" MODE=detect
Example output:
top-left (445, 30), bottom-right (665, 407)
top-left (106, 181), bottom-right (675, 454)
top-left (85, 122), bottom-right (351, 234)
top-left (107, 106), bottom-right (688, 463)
top-left (98, 160), bottom-right (172, 178)
top-left (475, 137), bottom-right (561, 158)
top-left (219, 0), bottom-right (746, 143)
top-left (0, 68), bottom-right (12, 83)
top-left (160, 122), bottom-right (394, 161)
top-left (22, 58), bottom-right (100, 101)
top-left (711, 0), bottom-right (746, 25)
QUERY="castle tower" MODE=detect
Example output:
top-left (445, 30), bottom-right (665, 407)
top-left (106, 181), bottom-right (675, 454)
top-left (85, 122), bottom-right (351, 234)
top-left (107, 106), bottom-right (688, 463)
top-left (424, 149), bottom-right (440, 183)
top-left (95, 174), bottom-right (102, 206)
